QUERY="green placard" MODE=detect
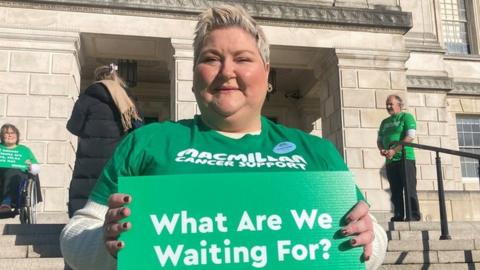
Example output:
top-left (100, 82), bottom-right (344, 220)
top-left (118, 171), bottom-right (364, 269)
top-left (0, 147), bottom-right (28, 170)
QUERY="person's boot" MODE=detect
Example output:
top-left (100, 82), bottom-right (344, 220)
top-left (405, 213), bottom-right (422, 222)
top-left (390, 215), bottom-right (404, 222)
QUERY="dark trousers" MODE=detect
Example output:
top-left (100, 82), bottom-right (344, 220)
top-left (386, 160), bottom-right (421, 220)
top-left (0, 168), bottom-right (28, 206)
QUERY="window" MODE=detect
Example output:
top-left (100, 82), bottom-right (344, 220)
top-left (456, 115), bottom-right (480, 180)
top-left (440, 0), bottom-right (471, 54)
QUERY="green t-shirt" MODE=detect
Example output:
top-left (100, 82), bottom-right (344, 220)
top-left (90, 115), bottom-right (364, 205)
top-left (0, 144), bottom-right (38, 171)
top-left (378, 112), bottom-right (416, 163)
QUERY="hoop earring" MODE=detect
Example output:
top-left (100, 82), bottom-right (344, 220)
top-left (267, 83), bottom-right (273, 93)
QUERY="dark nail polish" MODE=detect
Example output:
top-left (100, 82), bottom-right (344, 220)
top-left (364, 255), bottom-right (370, 261)
top-left (122, 222), bottom-right (128, 229)
top-left (351, 239), bottom-right (357, 246)
top-left (117, 241), bottom-right (124, 248)
top-left (123, 196), bottom-right (130, 203)
top-left (341, 229), bottom-right (348, 235)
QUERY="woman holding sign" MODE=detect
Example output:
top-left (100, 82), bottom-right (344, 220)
top-left (0, 124), bottom-right (40, 213)
top-left (61, 5), bottom-right (387, 270)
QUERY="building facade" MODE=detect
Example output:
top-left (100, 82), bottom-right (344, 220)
top-left (0, 0), bottom-right (479, 221)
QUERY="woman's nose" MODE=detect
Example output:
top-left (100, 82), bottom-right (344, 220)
top-left (219, 60), bottom-right (236, 79)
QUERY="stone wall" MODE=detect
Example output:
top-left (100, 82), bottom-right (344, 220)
top-left (337, 48), bottom-right (410, 215)
top-left (404, 93), bottom-right (480, 221)
top-left (400, 0), bottom-right (480, 221)
top-left (169, 39), bottom-right (196, 121)
top-left (0, 27), bottom-right (80, 213)
top-left (407, 90), bottom-right (455, 185)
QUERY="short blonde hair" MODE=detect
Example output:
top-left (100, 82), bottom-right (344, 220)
top-left (193, 5), bottom-right (270, 65)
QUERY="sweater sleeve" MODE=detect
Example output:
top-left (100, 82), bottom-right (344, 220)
top-left (60, 200), bottom-right (116, 270)
top-left (365, 215), bottom-right (388, 270)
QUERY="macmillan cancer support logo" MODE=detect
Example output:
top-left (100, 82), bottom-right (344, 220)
top-left (175, 147), bottom-right (307, 170)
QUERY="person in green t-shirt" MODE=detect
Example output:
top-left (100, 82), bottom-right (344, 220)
top-left (377, 95), bottom-right (421, 222)
top-left (60, 5), bottom-right (387, 270)
top-left (0, 124), bottom-right (40, 213)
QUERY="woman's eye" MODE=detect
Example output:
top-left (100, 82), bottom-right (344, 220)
top-left (236, 57), bottom-right (252, 62)
top-left (200, 55), bottom-right (220, 63)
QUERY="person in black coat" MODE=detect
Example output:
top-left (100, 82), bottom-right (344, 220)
top-left (67, 64), bottom-right (142, 217)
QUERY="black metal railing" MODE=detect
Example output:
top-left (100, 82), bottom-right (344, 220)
top-left (389, 141), bottom-right (480, 240)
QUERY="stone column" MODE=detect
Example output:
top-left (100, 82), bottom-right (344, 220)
top-left (169, 38), bottom-right (196, 121)
top-left (308, 51), bottom-right (344, 151)
top-left (281, 50), bottom-right (339, 145)
top-left (336, 48), bottom-right (410, 214)
top-left (401, 0), bottom-right (444, 51)
top-left (0, 27), bottom-right (80, 214)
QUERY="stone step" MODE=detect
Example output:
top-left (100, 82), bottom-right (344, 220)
top-left (380, 263), bottom-right (480, 270)
top-left (0, 212), bottom-right (69, 225)
top-left (0, 224), bottom-right (64, 235)
top-left (0, 244), bottom-right (61, 259)
top-left (0, 258), bottom-right (65, 270)
top-left (371, 212), bottom-right (392, 223)
top-left (387, 228), bottom-right (480, 240)
top-left (0, 234), bottom-right (60, 246)
top-left (381, 221), bottom-right (480, 232)
top-left (384, 250), bottom-right (480, 264)
top-left (388, 239), bottom-right (479, 251)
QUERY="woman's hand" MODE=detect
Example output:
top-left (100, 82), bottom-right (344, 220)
top-left (25, 160), bottom-right (41, 175)
top-left (103, 193), bottom-right (132, 257)
top-left (384, 149), bottom-right (396, 160)
top-left (342, 201), bottom-right (374, 261)
top-left (25, 160), bottom-right (32, 171)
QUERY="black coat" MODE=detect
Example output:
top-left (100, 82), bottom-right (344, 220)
top-left (67, 83), bottom-right (124, 217)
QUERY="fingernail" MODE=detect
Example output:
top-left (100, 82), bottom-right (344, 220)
top-left (364, 255), bottom-right (370, 261)
top-left (345, 217), bottom-right (352, 223)
top-left (122, 222), bottom-right (129, 229)
top-left (117, 241), bottom-right (124, 248)
top-left (341, 229), bottom-right (348, 235)
top-left (123, 196), bottom-right (130, 203)
top-left (351, 239), bottom-right (357, 246)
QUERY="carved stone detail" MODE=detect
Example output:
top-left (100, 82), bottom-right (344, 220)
top-left (2, 0), bottom-right (412, 33)
top-left (407, 75), bottom-right (453, 90)
top-left (450, 82), bottom-right (480, 96)
top-left (407, 76), bottom-right (480, 95)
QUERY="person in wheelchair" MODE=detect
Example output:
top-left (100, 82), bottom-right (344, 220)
top-left (0, 124), bottom-right (40, 213)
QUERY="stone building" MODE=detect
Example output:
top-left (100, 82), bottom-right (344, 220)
top-left (0, 0), bottom-right (479, 221)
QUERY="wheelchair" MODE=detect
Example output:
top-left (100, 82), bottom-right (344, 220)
top-left (0, 172), bottom-right (40, 224)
